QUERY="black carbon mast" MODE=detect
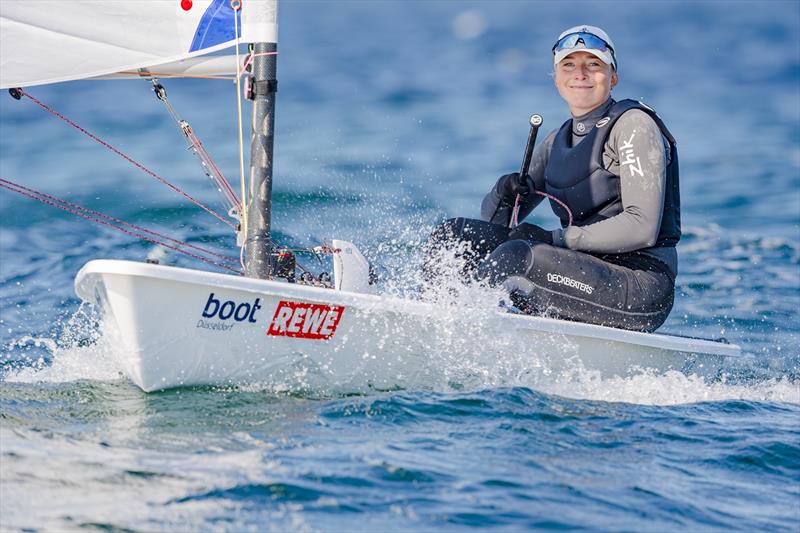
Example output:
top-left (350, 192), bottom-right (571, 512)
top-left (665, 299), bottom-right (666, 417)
top-left (244, 41), bottom-right (278, 279)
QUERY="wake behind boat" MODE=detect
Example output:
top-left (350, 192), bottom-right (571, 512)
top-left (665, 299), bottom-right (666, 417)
top-left (1, 0), bottom-right (741, 393)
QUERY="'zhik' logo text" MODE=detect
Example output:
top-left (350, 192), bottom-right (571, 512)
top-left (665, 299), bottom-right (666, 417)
top-left (267, 300), bottom-right (344, 340)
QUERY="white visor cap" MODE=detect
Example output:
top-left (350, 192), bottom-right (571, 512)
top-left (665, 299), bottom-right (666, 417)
top-left (553, 25), bottom-right (617, 70)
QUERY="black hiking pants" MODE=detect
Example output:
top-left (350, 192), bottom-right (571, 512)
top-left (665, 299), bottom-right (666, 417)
top-left (423, 218), bottom-right (675, 332)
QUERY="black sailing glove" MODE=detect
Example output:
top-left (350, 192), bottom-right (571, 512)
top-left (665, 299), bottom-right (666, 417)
top-left (496, 172), bottom-right (530, 204)
top-left (508, 222), bottom-right (553, 245)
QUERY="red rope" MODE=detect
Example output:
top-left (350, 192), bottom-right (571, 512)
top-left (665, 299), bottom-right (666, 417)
top-left (17, 89), bottom-right (236, 229)
top-left (0, 178), bottom-right (237, 264)
top-left (511, 191), bottom-right (574, 228)
top-left (0, 178), bottom-right (242, 275)
top-left (535, 190), bottom-right (574, 227)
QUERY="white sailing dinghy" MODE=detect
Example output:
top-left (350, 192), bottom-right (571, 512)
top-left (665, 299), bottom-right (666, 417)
top-left (1, 0), bottom-right (740, 392)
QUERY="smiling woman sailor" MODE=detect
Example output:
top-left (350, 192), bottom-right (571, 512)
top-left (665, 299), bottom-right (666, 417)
top-left (425, 25), bottom-right (680, 332)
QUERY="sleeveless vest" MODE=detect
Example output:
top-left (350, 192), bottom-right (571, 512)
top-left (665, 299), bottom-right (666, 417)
top-left (543, 99), bottom-right (681, 247)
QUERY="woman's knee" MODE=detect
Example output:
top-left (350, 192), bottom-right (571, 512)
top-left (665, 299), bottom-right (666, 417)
top-left (526, 242), bottom-right (564, 270)
top-left (475, 239), bottom-right (535, 286)
top-left (427, 218), bottom-right (508, 251)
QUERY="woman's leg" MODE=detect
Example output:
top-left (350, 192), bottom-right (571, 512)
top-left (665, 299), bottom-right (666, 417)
top-left (421, 217), bottom-right (510, 282)
top-left (477, 240), bottom-right (675, 332)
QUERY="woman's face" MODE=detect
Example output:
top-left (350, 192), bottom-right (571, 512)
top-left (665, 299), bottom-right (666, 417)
top-left (554, 51), bottom-right (618, 116)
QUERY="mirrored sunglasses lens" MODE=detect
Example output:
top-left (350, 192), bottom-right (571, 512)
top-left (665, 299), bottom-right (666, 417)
top-left (555, 32), bottom-right (609, 52)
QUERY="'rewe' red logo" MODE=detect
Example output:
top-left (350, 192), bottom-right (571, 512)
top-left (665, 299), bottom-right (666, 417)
top-left (267, 300), bottom-right (345, 340)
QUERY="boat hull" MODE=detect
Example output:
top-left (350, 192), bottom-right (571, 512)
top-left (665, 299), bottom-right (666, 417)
top-left (75, 260), bottom-right (741, 392)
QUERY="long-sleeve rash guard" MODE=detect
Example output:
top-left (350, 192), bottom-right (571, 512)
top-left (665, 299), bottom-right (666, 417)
top-left (480, 98), bottom-right (678, 277)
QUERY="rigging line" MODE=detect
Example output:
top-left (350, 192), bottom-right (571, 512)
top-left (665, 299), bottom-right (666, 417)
top-left (16, 89), bottom-right (236, 229)
top-left (153, 81), bottom-right (240, 213)
top-left (0, 178), bottom-right (239, 265)
top-left (0, 180), bottom-right (243, 275)
top-left (183, 126), bottom-right (240, 208)
top-left (237, 51), bottom-right (278, 78)
top-left (154, 83), bottom-right (183, 124)
top-left (0, 177), bottom-right (239, 264)
top-left (233, 3), bottom-right (248, 247)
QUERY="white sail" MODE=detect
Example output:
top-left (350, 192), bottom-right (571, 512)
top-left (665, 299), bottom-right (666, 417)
top-left (0, 0), bottom-right (278, 89)
top-left (89, 55), bottom-right (245, 80)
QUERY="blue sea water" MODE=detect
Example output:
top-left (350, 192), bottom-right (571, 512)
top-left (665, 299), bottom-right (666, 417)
top-left (1, 1), bottom-right (799, 531)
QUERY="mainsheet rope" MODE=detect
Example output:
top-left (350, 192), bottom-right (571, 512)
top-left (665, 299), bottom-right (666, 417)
top-left (510, 191), bottom-right (574, 228)
top-left (0, 178), bottom-right (243, 275)
top-left (15, 89), bottom-right (235, 230)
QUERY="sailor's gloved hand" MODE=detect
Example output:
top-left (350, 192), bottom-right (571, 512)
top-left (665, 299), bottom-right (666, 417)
top-left (508, 222), bottom-right (553, 245)
top-left (496, 172), bottom-right (530, 203)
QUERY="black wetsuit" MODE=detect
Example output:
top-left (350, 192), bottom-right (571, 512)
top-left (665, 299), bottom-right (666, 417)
top-left (427, 99), bottom-right (680, 332)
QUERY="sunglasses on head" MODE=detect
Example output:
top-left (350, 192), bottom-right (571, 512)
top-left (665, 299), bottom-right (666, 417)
top-left (552, 32), bottom-right (615, 56)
